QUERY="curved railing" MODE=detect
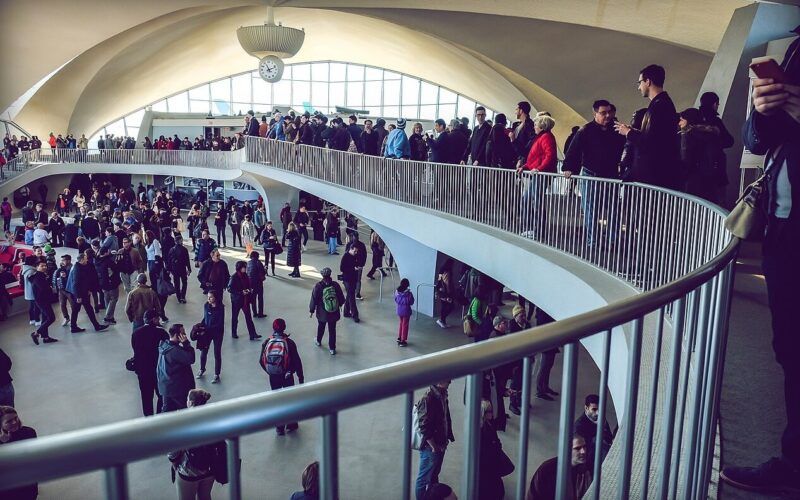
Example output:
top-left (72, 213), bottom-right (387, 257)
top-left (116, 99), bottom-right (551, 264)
top-left (0, 137), bottom-right (738, 500)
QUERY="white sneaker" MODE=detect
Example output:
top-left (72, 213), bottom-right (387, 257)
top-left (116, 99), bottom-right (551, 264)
top-left (302, 244), bottom-right (306, 252)
top-left (34, 321), bottom-right (42, 327)
top-left (29, 320), bottom-right (35, 325)
top-left (436, 319), bottom-right (447, 329)
top-left (61, 318), bottom-right (68, 326)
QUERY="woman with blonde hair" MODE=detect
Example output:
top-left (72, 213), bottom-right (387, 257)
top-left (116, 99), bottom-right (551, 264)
top-left (517, 114), bottom-right (557, 236)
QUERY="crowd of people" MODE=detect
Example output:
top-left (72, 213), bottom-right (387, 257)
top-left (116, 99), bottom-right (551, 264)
top-left (3, 50), bottom-right (797, 498)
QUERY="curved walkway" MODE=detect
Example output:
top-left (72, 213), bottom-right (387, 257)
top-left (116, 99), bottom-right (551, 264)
top-left (0, 143), bottom-right (736, 499)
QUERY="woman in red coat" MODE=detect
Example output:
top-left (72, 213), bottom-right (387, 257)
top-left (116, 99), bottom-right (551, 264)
top-left (517, 114), bottom-right (557, 237)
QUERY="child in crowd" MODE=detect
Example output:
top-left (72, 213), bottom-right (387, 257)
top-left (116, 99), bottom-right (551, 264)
top-left (394, 278), bottom-right (415, 346)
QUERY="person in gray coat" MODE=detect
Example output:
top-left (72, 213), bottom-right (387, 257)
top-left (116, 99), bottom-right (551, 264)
top-left (309, 267), bottom-right (345, 355)
top-left (156, 323), bottom-right (195, 412)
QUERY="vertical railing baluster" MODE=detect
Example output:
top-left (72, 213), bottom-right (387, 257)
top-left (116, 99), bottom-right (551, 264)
top-left (320, 413), bottom-right (339, 500)
top-left (641, 308), bottom-right (665, 498)
top-left (555, 342), bottom-right (578, 500)
top-left (515, 356), bottom-right (533, 500)
top-left (618, 317), bottom-right (643, 500)
top-left (226, 437), bottom-right (242, 500)
top-left (463, 373), bottom-right (481, 500)
top-left (104, 464), bottom-right (129, 500)
top-left (403, 392), bottom-right (413, 500)
top-left (592, 329), bottom-right (612, 500)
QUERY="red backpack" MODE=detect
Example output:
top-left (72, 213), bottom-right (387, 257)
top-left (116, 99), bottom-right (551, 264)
top-left (259, 335), bottom-right (290, 376)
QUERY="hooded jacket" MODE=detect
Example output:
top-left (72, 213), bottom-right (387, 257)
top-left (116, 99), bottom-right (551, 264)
top-left (384, 128), bottom-right (410, 159)
top-left (156, 339), bottom-right (196, 398)
top-left (394, 289), bottom-right (415, 317)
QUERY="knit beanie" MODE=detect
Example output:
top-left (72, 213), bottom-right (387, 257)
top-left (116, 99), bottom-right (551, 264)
top-left (396, 118), bottom-right (407, 129)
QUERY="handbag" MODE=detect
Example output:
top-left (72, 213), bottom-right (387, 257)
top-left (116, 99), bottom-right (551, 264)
top-left (125, 357), bottom-right (136, 372)
top-left (273, 242), bottom-right (284, 255)
top-left (724, 174), bottom-right (767, 240)
top-left (495, 447), bottom-right (515, 477)
top-left (463, 316), bottom-right (477, 337)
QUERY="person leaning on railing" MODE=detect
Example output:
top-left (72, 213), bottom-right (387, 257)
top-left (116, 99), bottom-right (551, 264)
top-left (721, 31), bottom-right (800, 495)
top-left (516, 114), bottom-right (558, 237)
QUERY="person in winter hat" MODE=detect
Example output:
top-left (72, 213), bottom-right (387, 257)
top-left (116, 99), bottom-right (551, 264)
top-left (384, 118), bottom-right (411, 159)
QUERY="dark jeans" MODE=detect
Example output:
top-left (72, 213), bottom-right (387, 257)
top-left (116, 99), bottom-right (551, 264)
top-left (230, 224), bottom-right (241, 246)
top-left (137, 375), bottom-right (162, 417)
top-left (281, 223), bottom-right (289, 245)
top-left (35, 302), bottom-right (55, 338)
top-left (2, 216), bottom-right (9, 233)
top-left (252, 286), bottom-right (264, 316)
top-left (28, 300), bottom-right (40, 322)
top-left (51, 230), bottom-right (63, 247)
top-left (70, 292), bottom-right (101, 328)
top-left (173, 272), bottom-right (188, 301)
top-left (298, 226), bottom-right (309, 245)
top-left (762, 217), bottom-right (800, 467)
top-left (268, 374), bottom-right (297, 431)
top-left (161, 394), bottom-right (186, 413)
top-left (316, 319), bottom-right (338, 350)
top-left (343, 280), bottom-right (359, 319)
top-left (199, 334), bottom-right (223, 375)
top-left (216, 226), bottom-right (227, 246)
top-left (439, 300), bottom-right (453, 324)
top-left (535, 350), bottom-right (557, 395)
top-left (231, 297), bottom-right (257, 338)
top-left (415, 445), bottom-right (446, 500)
top-left (264, 251), bottom-right (276, 274)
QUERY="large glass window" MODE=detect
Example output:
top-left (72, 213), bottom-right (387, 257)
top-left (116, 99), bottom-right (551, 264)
top-left (94, 61), bottom-right (497, 138)
top-left (231, 74), bottom-right (252, 103)
top-left (167, 93), bottom-right (189, 113)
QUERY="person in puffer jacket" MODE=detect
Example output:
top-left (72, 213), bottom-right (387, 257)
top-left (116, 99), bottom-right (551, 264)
top-left (394, 278), bottom-right (415, 347)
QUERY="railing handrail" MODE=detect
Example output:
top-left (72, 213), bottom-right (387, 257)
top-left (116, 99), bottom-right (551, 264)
top-left (0, 135), bottom-right (739, 496)
top-left (0, 232), bottom-right (738, 488)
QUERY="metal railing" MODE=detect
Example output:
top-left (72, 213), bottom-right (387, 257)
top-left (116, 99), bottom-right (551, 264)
top-left (0, 136), bottom-right (738, 500)
top-left (0, 147), bottom-right (242, 182)
top-left (245, 137), bottom-right (728, 294)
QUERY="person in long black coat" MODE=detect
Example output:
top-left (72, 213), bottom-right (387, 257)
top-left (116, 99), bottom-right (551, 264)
top-left (285, 222), bottom-right (302, 278)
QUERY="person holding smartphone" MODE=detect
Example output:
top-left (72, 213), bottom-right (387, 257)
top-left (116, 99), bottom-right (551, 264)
top-left (721, 34), bottom-right (800, 495)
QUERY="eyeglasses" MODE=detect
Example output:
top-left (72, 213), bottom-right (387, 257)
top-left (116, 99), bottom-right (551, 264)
top-left (636, 79), bottom-right (646, 86)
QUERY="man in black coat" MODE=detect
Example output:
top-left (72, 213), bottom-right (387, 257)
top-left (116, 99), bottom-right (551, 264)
top-left (167, 236), bottom-right (192, 304)
top-left (339, 245), bottom-right (360, 323)
top-left (574, 394), bottom-right (614, 468)
top-left (359, 119), bottom-right (380, 156)
top-left (95, 247), bottom-right (121, 324)
top-left (245, 110), bottom-right (260, 136)
top-left (347, 115), bottom-right (362, 150)
top-left (29, 261), bottom-right (58, 345)
top-left (131, 310), bottom-right (169, 416)
top-left (346, 234), bottom-right (367, 300)
top-left (48, 211), bottom-right (65, 247)
top-left (81, 212), bottom-right (101, 241)
top-left (462, 107), bottom-right (491, 166)
top-left (511, 101), bottom-right (536, 167)
top-left (614, 64), bottom-right (680, 189)
top-left (66, 252), bottom-right (108, 333)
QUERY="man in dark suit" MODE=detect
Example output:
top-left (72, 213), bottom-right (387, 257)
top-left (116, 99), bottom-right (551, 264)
top-left (245, 110), bottom-right (260, 137)
top-left (462, 106), bottom-right (491, 166)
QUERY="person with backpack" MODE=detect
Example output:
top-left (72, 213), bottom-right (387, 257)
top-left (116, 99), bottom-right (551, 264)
top-left (309, 267), bottom-right (345, 355)
top-left (259, 318), bottom-right (304, 435)
top-left (167, 235), bottom-right (192, 304)
top-left (227, 260), bottom-right (261, 340)
top-left (395, 278), bottom-right (415, 346)
top-left (157, 323), bottom-right (196, 413)
top-left (197, 291), bottom-right (225, 384)
top-left (167, 389), bottom-right (227, 499)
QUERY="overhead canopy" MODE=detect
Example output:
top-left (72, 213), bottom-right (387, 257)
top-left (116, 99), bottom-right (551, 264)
top-left (1, 0), bottom-right (749, 146)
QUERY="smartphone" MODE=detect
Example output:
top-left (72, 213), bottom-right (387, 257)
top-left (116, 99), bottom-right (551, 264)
top-left (750, 58), bottom-right (787, 83)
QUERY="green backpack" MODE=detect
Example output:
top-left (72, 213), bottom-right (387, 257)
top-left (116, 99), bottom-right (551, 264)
top-left (322, 284), bottom-right (339, 313)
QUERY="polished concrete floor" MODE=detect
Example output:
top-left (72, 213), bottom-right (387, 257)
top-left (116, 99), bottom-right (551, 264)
top-left (1, 231), bottom-right (610, 499)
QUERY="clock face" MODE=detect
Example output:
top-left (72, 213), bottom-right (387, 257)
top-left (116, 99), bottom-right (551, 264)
top-left (259, 56), bottom-right (284, 82)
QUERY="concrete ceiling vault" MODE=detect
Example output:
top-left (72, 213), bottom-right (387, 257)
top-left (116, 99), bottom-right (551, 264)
top-left (1, 0), bottom-right (750, 146)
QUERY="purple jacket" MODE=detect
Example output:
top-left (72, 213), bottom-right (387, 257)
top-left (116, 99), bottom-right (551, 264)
top-left (395, 289), bottom-right (415, 317)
